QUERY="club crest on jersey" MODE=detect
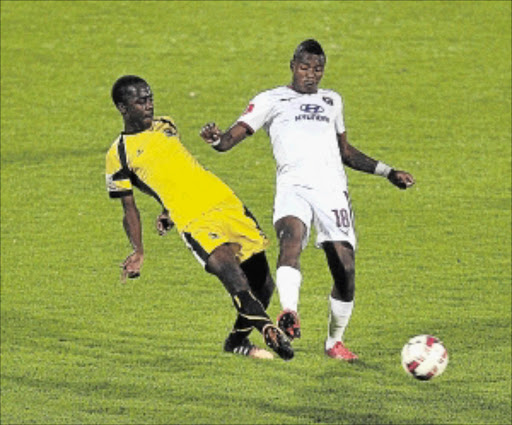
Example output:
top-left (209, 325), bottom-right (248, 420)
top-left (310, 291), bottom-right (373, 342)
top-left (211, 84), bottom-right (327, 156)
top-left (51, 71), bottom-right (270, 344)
top-left (323, 96), bottom-right (333, 106)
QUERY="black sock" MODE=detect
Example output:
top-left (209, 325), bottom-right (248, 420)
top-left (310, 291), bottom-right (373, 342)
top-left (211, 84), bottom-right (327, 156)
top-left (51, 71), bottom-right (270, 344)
top-left (231, 290), bottom-right (273, 334)
top-left (241, 252), bottom-right (274, 309)
top-left (224, 324), bottom-right (252, 351)
top-left (225, 316), bottom-right (253, 345)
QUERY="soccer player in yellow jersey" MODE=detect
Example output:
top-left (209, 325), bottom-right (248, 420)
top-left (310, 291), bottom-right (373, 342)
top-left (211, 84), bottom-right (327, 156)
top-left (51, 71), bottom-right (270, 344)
top-left (105, 75), bottom-right (293, 360)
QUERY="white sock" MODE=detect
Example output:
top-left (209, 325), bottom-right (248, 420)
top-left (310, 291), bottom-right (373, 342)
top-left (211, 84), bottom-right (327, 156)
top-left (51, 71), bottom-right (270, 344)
top-left (275, 266), bottom-right (302, 312)
top-left (325, 296), bottom-right (354, 350)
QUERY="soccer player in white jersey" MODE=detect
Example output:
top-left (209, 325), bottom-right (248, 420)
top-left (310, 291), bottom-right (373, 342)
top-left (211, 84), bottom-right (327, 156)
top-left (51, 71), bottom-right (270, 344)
top-left (200, 39), bottom-right (415, 361)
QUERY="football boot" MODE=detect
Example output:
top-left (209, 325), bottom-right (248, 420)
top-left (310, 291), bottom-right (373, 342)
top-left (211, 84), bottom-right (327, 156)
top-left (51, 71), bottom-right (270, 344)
top-left (325, 341), bottom-right (358, 362)
top-left (277, 309), bottom-right (301, 340)
top-left (224, 337), bottom-right (274, 360)
top-left (262, 324), bottom-right (294, 361)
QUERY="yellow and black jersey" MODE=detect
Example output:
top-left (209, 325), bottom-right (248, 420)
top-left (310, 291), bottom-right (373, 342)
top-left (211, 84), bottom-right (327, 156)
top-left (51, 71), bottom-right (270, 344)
top-left (105, 116), bottom-right (238, 231)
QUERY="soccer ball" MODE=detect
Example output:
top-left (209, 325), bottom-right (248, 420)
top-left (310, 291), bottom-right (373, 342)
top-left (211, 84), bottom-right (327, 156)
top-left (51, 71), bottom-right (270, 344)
top-left (401, 335), bottom-right (448, 380)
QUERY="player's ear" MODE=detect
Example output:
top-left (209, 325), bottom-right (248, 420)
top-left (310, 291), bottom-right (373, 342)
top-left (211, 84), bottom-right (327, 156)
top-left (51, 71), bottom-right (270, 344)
top-left (117, 102), bottom-right (127, 114)
top-left (290, 60), bottom-right (294, 71)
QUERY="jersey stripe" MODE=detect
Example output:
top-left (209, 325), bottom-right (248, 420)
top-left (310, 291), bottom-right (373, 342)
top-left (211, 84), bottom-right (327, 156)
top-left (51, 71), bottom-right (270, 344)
top-left (117, 135), bottom-right (164, 206)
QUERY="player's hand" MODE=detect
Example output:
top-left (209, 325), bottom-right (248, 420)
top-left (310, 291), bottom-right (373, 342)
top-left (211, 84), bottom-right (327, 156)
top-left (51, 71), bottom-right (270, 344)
top-left (121, 251), bottom-right (144, 283)
top-left (388, 170), bottom-right (415, 190)
top-left (200, 122), bottom-right (222, 144)
top-left (156, 211), bottom-right (174, 236)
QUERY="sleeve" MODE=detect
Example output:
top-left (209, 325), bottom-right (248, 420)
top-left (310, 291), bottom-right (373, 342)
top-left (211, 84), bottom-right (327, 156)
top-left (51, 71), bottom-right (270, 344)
top-left (105, 142), bottom-right (132, 198)
top-left (236, 92), bottom-right (273, 134)
top-left (334, 93), bottom-right (346, 134)
top-left (152, 116), bottom-right (180, 138)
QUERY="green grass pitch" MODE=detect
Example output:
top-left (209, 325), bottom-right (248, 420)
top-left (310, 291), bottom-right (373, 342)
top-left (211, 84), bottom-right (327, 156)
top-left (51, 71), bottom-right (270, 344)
top-left (1, 1), bottom-right (510, 424)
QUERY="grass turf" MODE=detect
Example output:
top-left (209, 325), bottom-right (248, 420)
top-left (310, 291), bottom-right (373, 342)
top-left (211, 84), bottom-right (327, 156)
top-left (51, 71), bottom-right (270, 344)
top-left (1, 1), bottom-right (510, 424)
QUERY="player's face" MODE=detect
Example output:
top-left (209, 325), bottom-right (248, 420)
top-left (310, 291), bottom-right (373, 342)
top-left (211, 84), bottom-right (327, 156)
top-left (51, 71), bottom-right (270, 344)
top-left (290, 53), bottom-right (325, 94)
top-left (120, 83), bottom-right (154, 132)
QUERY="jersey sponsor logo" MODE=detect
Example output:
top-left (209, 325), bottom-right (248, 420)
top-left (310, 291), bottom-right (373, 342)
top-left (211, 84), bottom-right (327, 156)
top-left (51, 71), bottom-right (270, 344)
top-left (295, 114), bottom-right (330, 123)
top-left (296, 104), bottom-right (329, 122)
top-left (300, 104), bottom-right (325, 114)
top-left (243, 103), bottom-right (255, 115)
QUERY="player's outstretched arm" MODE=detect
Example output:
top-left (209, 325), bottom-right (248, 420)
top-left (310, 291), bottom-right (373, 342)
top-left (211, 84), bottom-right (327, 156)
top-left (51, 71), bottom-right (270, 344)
top-left (337, 132), bottom-right (378, 173)
top-left (120, 194), bottom-right (144, 282)
top-left (337, 132), bottom-right (415, 190)
top-left (200, 122), bottom-right (250, 152)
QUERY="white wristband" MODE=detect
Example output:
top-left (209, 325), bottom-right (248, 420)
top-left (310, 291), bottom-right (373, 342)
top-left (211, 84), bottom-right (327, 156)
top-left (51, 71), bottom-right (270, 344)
top-left (211, 137), bottom-right (221, 147)
top-left (374, 161), bottom-right (392, 177)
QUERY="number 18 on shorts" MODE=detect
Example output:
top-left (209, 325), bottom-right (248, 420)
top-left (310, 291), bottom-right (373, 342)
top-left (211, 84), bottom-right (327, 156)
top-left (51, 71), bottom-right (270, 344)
top-left (273, 185), bottom-right (357, 250)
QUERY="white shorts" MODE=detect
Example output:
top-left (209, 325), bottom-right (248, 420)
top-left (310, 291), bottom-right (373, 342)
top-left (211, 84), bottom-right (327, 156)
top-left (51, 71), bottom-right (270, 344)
top-left (273, 183), bottom-right (357, 250)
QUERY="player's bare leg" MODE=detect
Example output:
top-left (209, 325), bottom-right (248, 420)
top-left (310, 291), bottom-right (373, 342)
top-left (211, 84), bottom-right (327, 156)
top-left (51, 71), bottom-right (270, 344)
top-left (207, 243), bottom-right (293, 360)
top-left (323, 241), bottom-right (358, 361)
top-left (274, 216), bottom-right (306, 340)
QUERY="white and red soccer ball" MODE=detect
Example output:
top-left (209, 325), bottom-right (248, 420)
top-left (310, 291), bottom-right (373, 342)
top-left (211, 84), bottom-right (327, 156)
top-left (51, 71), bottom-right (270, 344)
top-left (401, 335), bottom-right (449, 380)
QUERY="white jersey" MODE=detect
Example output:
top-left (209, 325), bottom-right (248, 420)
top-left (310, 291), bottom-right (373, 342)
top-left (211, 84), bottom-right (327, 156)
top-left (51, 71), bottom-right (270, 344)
top-left (237, 85), bottom-right (347, 189)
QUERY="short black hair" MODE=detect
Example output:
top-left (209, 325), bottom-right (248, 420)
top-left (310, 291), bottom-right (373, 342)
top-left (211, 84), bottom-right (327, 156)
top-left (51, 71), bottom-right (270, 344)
top-left (111, 75), bottom-right (148, 106)
top-left (292, 39), bottom-right (326, 62)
